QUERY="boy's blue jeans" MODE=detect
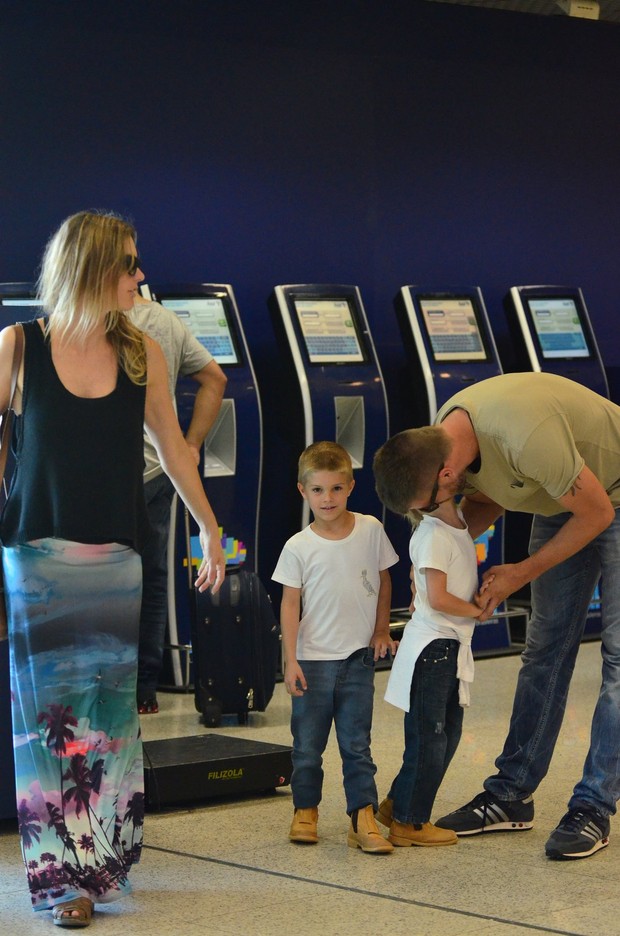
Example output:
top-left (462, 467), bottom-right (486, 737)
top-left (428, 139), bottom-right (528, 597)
top-left (290, 648), bottom-right (378, 815)
top-left (486, 509), bottom-right (620, 817)
top-left (389, 639), bottom-right (463, 825)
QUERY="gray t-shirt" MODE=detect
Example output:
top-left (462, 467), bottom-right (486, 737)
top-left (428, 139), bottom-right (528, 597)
top-left (129, 300), bottom-right (213, 481)
top-left (436, 372), bottom-right (620, 515)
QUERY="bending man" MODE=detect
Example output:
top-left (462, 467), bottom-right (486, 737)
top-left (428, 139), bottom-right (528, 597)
top-left (373, 372), bottom-right (620, 860)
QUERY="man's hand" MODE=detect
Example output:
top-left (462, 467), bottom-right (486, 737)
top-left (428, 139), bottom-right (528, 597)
top-left (476, 564), bottom-right (527, 621)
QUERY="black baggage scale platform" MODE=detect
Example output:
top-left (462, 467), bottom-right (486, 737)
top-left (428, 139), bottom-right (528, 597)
top-left (144, 734), bottom-right (293, 811)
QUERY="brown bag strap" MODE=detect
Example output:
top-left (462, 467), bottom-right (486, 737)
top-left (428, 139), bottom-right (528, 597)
top-left (0, 324), bottom-right (25, 489)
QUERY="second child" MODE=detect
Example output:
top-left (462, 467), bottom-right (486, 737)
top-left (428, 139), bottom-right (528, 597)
top-left (375, 450), bottom-right (484, 847)
top-left (273, 441), bottom-right (399, 853)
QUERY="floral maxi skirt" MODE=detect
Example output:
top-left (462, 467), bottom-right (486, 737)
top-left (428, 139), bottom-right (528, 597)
top-left (3, 538), bottom-right (144, 911)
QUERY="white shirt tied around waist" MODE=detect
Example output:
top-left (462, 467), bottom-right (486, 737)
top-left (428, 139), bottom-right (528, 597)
top-left (385, 616), bottom-right (475, 710)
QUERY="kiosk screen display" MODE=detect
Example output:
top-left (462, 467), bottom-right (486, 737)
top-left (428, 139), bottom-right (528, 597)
top-left (293, 298), bottom-right (365, 364)
top-left (419, 297), bottom-right (487, 361)
top-left (160, 297), bottom-right (240, 365)
top-left (526, 297), bottom-right (590, 359)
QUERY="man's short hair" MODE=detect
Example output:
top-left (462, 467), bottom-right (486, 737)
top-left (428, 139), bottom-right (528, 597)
top-left (373, 427), bottom-right (450, 515)
top-left (298, 441), bottom-right (353, 485)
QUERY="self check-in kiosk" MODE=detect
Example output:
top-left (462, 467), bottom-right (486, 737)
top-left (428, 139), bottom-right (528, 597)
top-left (0, 283), bottom-right (42, 819)
top-left (260, 284), bottom-right (389, 598)
top-left (505, 284), bottom-right (609, 636)
top-left (146, 283), bottom-right (263, 686)
top-left (394, 285), bottom-right (522, 653)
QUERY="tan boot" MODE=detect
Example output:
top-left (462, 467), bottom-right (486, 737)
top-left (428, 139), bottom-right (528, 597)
top-left (375, 796), bottom-right (393, 829)
top-left (289, 807), bottom-right (319, 843)
top-left (347, 804), bottom-right (394, 853)
top-left (389, 819), bottom-right (458, 847)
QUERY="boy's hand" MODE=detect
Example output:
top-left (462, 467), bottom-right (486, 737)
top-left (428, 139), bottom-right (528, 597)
top-left (370, 632), bottom-right (399, 662)
top-left (284, 661), bottom-right (307, 697)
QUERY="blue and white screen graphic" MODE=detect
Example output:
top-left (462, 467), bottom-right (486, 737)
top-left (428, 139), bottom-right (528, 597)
top-left (294, 299), bottom-right (364, 364)
top-left (165, 297), bottom-right (239, 365)
top-left (528, 298), bottom-right (589, 359)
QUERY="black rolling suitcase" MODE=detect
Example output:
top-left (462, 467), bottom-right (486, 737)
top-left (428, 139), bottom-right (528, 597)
top-left (192, 568), bottom-right (280, 727)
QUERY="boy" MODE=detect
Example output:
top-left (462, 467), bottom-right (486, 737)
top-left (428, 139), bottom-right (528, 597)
top-left (376, 488), bottom-right (483, 847)
top-left (272, 441), bottom-right (398, 853)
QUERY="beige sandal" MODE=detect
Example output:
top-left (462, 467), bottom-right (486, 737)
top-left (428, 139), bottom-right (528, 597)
top-left (51, 896), bottom-right (94, 928)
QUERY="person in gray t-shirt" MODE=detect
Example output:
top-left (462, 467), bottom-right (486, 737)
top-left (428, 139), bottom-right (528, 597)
top-left (129, 294), bottom-right (226, 712)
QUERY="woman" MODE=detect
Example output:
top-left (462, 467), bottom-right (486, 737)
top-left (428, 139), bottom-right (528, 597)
top-left (0, 211), bottom-right (225, 928)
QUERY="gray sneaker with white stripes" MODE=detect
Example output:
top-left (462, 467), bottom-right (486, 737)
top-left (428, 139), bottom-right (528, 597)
top-left (435, 791), bottom-right (534, 836)
top-left (545, 806), bottom-right (610, 860)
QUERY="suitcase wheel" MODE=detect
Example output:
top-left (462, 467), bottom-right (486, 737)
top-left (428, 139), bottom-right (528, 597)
top-left (199, 687), bottom-right (223, 727)
top-left (202, 700), bottom-right (223, 727)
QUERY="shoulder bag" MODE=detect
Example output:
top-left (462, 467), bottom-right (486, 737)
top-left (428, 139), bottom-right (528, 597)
top-left (0, 324), bottom-right (25, 640)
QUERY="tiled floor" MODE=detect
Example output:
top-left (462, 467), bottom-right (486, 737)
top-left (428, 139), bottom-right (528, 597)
top-left (1, 641), bottom-right (617, 935)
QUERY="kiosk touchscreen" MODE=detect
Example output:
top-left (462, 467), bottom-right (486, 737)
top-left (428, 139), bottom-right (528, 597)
top-left (145, 283), bottom-right (263, 686)
top-left (261, 284), bottom-right (389, 592)
top-left (394, 286), bottom-right (515, 653)
top-left (504, 285), bottom-right (609, 398)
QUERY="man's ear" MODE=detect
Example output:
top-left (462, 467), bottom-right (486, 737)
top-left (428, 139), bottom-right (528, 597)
top-left (297, 482), bottom-right (307, 501)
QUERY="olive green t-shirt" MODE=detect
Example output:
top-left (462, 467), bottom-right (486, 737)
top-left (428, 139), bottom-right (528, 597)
top-left (435, 373), bottom-right (620, 516)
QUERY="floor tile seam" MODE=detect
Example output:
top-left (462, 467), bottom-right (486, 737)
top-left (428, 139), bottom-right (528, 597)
top-left (142, 844), bottom-right (585, 936)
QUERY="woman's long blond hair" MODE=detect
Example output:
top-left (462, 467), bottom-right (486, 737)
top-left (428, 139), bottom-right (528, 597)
top-left (37, 210), bottom-right (147, 385)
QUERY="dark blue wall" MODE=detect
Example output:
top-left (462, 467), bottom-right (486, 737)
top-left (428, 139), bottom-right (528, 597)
top-left (3, 0), bottom-right (619, 402)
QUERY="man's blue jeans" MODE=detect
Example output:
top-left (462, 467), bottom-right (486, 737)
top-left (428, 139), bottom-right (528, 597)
top-left (137, 472), bottom-right (175, 699)
top-left (389, 639), bottom-right (463, 825)
top-left (290, 649), bottom-right (378, 814)
top-left (486, 509), bottom-right (620, 817)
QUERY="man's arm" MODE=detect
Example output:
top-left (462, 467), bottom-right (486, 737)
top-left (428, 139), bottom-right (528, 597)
top-left (476, 465), bottom-right (615, 620)
top-left (459, 491), bottom-right (504, 540)
top-left (184, 360), bottom-right (227, 464)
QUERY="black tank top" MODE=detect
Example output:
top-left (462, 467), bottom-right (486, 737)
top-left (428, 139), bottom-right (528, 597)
top-left (0, 320), bottom-right (150, 553)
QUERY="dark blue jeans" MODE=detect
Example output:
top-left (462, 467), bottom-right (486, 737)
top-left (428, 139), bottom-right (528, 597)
top-left (137, 472), bottom-right (175, 699)
top-left (486, 510), bottom-right (620, 816)
top-left (290, 648), bottom-right (378, 814)
top-left (389, 639), bottom-right (463, 825)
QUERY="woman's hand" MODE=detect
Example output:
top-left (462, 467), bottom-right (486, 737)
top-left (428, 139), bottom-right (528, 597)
top-left (194, 529), bottom-right (226, 594)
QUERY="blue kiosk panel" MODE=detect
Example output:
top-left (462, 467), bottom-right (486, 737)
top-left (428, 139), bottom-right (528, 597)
top-left (145, 283), bottom-right (263, 684)
top-left (394, 286), bottom-right (510, 653)
top-left (504, 285), bottom-right (609, 399)
top-left (261, 284), bottom-right (389, 594)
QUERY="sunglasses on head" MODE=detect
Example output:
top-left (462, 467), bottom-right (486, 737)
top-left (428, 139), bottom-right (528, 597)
top-left (124, 254), bottom-right (142, 276)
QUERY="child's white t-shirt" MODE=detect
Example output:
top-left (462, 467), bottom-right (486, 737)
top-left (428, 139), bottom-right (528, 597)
top-left (385, 512), bottom-right (478, 710)
top-left (272, 512), bottom-right (399, 660)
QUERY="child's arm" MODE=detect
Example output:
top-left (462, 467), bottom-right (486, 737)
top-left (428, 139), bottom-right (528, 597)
top-left (370, 569), bottom-right (399, 661)
top-left (425, 567), bottom-right (483, 619)
top-left (281, 584), bottom-right (307, 696)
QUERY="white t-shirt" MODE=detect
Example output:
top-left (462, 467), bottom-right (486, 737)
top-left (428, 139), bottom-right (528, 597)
top-left (272, 512), bottom-right (399, 661)
top-left (129, 300), bottom-right (214, 481)
top-left (385, 512), bottom-right (478, 710)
